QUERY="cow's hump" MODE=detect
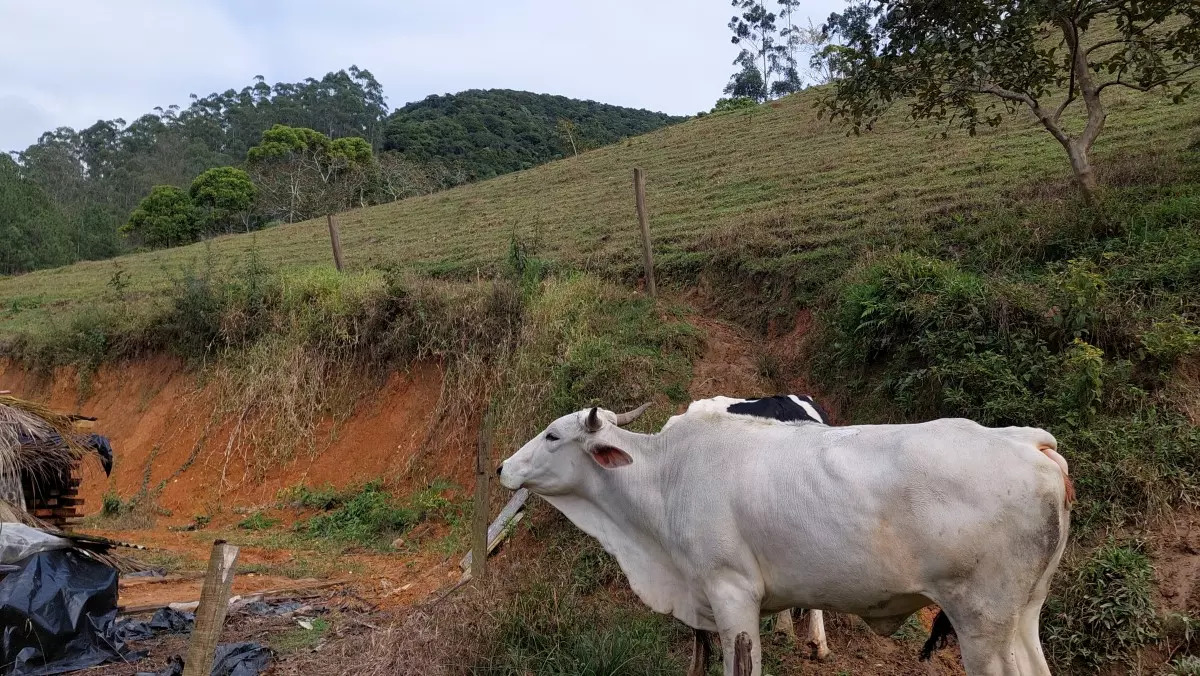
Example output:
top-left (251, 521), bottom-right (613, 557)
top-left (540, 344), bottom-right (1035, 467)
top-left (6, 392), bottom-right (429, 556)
top-left (726, 395), bottom-right (826, 424)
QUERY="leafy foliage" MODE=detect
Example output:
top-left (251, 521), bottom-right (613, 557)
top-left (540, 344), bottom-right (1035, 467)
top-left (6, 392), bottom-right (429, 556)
top-left (0, 155), bottom-right (74, 274)
top-left (726, 1), bottom-right (783, 102)
top-left (189, 166), bottom-right (257, 234)
top-left (247, 125), bottom-right (373, 221)
top-left (302, 481), bottom-right (417, 546)
top-left (1043, 541), bottom-right (1159, 670)
top-left (818, 0), bottom-right (1200, 200)
top-left (121, 185), bottom-right (200, 248)
top-left (819, 195), bottom-right (1200, 529)
top-left (382, 89), bottom-right (683, 182)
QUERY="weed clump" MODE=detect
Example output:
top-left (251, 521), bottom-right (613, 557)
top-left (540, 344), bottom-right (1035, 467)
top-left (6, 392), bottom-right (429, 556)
top-left (1043, 541), bottom-right (1159, 670)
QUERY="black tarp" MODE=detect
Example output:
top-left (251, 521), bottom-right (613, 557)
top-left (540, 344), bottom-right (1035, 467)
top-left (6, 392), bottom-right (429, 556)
top-left (0, 549), bottom-right (138, 675)
top-left (116, 608), bottom-right (195, 642)
top-left (134, 643), bottom-right (272, 676)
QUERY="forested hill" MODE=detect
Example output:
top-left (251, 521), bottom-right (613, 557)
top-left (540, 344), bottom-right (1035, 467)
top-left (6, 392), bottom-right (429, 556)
top-left (383, 90), bottom-right (687, 181)
top-left (1, 69), bottom-right (684, 276)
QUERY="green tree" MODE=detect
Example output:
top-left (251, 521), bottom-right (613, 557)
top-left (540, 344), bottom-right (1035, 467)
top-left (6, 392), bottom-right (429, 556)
top-left (725, 53), bottom-right (768, 102)
top-left (189, 166), bottom-right (257, 234)
top-left (121, 185), bottom-right (199, 248)
top-left (246, 124), bottom-right (373, 221)
top-left (382, 90), bottom-right (682, 182)
top-left (817, 0), bottom-right (1200, 204)
top-left (773, 0), bottom-right (805, 96)
top-left (727, 0), bottom-right (785, 102)
top-left (0, 155), bottom-right (71, 274)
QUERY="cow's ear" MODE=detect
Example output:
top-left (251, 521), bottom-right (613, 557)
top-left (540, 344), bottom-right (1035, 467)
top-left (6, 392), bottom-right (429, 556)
top-left (588, 444), bottom-right (633, 469)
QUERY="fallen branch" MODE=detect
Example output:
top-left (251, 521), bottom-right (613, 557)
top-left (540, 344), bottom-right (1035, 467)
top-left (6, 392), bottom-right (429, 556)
top-left (119, 573), bottom-right (205, 587)
top-left (119, 579), bottom-right (350, 615)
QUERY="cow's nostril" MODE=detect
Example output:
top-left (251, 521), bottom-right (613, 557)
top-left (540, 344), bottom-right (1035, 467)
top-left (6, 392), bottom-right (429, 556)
top-left (496, 464), bottom-right (503, 477)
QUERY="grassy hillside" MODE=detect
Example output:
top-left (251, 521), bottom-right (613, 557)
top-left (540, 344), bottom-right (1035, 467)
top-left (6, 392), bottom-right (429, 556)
top-left (3, 85), bottom-right (1195, 341)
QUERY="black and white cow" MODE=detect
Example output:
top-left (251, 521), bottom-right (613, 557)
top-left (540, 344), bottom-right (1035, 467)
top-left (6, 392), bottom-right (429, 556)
top-left (665, 395), bottom-right (833, 670)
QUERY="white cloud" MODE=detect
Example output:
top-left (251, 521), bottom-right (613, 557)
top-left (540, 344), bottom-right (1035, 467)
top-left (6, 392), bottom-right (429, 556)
top-left (0, 0), bottom-right (257, 151)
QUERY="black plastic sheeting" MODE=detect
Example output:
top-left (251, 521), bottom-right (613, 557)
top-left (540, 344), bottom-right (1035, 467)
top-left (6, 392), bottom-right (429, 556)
top-left (242, 599), bottom-right (303, 616)
top-left (0, 549), bottom-right (139, 675)
top-left (117, 608), bottom-right (196, 642)
top-left (134, 642), bottom-right (272, 676)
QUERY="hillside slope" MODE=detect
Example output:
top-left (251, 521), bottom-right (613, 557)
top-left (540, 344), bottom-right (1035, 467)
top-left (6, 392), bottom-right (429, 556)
top-left (3, 85), bottom-right (1195, 340)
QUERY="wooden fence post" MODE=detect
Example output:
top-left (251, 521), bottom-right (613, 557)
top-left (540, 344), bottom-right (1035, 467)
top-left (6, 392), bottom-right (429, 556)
top-left (632, 168), bottom-right (657, 299)
top-left (471, 415), bottom-right (492, 581)
top-left (182, 540), bottom-right (239, 676)
top-left (326, 214), bottom-right (344, 272)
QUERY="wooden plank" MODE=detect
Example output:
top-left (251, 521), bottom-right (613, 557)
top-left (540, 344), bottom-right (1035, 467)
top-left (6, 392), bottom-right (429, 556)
top-left (182, 541), bottom-right (239, 676)
top-left (633, 167), bottom-right (657, 299)
top-left (460, 488), bottom-right (529, 571)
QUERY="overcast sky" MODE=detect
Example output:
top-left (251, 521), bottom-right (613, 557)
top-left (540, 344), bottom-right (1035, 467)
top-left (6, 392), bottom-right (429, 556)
top-left (0, 0), bottom-right (844, 154)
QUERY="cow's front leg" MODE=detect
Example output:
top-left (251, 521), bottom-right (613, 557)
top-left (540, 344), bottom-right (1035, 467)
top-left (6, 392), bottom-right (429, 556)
top-left (708, 582), bottom-right (764, 676)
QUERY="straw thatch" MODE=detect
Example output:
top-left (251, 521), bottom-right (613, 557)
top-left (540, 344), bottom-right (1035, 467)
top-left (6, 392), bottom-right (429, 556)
top-left (0, 395), bottom-right (96, 509)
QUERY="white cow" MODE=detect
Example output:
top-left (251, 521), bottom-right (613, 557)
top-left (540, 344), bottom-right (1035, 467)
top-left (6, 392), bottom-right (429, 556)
top-left (672, 395), bottom-right (834, 670)
top-left (499, 404), bottom-right (1072, 676)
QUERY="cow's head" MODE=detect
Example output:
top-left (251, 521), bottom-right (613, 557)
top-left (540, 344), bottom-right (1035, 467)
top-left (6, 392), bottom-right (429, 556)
top-left (498, 403), bottom-right (650, 494)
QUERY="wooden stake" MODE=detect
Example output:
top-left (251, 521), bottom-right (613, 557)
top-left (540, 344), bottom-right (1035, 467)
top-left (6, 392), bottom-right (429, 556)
top-left (326, 214), bottom-right (344, 272)
top-left (471, 416), bottom-right (492, 581)
top-left (182, 540), bottom-right (239, 676)
top-left (633, 167), bottom-right (657, 299)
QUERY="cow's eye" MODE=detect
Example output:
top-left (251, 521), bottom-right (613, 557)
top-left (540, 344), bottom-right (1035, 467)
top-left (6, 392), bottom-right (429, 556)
top-left (545, 432), bottom-right (560, 442)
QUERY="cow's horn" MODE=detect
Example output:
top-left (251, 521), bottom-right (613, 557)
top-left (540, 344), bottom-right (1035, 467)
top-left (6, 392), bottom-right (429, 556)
top-left (584, 407), bottom-right (603, 432)
top-left (614, 402), bottom-right (651, 426)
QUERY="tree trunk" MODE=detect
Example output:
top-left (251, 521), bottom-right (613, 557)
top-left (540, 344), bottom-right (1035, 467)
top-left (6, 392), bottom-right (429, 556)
top-left (1065, 140), bottom-right (1098, 206)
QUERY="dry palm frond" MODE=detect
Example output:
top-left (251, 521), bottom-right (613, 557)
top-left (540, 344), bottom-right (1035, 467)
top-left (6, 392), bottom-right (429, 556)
top-left (0, 395), bottom-right (94, 505)
top-left (0, 499), bottom-right (152, 574)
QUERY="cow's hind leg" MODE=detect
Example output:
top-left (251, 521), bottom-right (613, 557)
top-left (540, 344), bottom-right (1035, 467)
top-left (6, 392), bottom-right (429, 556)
top-left (772, 609), bottom-right (794, 639)
top-left (935, 603), bottom-right (1022, 676)
top-left (688, 629), bottom-right (712, 676)
top-left (805, 610), bottom-right (832, 661)
top-left (1015, 601), bottom-right (1050, 676)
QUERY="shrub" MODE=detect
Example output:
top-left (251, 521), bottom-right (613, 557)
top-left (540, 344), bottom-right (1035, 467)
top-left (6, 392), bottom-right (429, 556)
top-left (303, 481), bottom-right (416, 547)
top-left (237, 512), bottom-right (280, 531)
top-left (1043, 541), bottom-right (1159, 670)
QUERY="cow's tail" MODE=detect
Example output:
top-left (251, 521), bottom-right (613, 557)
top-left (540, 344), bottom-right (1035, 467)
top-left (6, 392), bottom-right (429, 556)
top-left (1032, 432), bottom-right (1074, 509)
top-left (918, 609), bottom-right (956, 661)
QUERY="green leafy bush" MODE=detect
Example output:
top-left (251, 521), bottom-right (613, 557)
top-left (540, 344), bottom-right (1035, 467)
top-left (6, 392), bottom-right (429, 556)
top-left (1043, 541), bottom-right (1159, 670)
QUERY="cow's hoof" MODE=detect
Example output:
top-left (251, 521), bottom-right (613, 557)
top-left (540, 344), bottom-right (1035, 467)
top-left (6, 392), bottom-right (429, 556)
top-left (810, 647), bottom-right (833, 662)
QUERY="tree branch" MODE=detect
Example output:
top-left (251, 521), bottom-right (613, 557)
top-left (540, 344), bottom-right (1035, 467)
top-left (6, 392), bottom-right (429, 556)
top-left (1096, 63), bottom-right (1200, 94)
top-left (1053, 92), bottom-right (1078, 124)
top-left (1084, 38), bottom-right (1127, 57)
top-left (1057, 17), bottom-right (1106, 151)
top-left (978, 83), bottom-right (1073, 148)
